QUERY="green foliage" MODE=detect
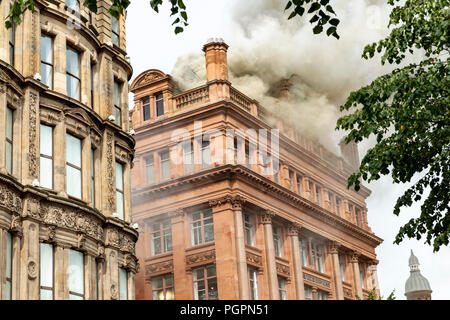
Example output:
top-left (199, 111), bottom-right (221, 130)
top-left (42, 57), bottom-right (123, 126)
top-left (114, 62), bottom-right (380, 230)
top-left (336, 0), bottom-right (450, 252)
top-left (4, 0), bottom-right (339, 37)
top-left (355, 288), bottom-right (396, 300)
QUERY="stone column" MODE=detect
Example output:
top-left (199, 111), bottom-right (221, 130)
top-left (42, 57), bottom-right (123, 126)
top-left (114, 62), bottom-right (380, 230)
top-left (128, 271), bottom-right (135, 300)
top-left (101, 129), bottom-right (115, 216)
top-left (53, 33), bottom-right (67, 95)
top-left (103, 247), bottom-right (119, 300)
top-left (350, 252), bottom-right (363, 299)
top-left (21, 89), bottom-right (40, 186)
top-left (82, 135), bottom-right (92, 204)
top-left (53, 114), bottom-right (67, 197)
top-left (123, 160), bottom-right (132, 222)
top-left (209, 197), bottom-right (240, 299)
top-left (11, 231), bottom-right (21, 300)
top-left (54, 244), bottom-right (69, 300)
top-left (169, 209), bottom-right (189, 299)
top-left (260, 210), bottom-right (279, 300)
top-left (231, 196), bottom-right (249, 300)
top-left (19, 219), bottom-right (39, 300)
top-left (96, 246), bottom-right (105, 300)
top-left (329, 241), bottom-right (344, 300)
top-left (0, 228), bottom-right (5, 299)
top-left (288, 223), bottom-right (305, 300)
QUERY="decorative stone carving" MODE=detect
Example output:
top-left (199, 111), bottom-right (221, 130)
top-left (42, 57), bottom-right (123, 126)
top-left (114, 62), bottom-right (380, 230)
top-left (28, 92), bottom-right (38, 178)
top-left (287, 222), bottom-right (302, 236)
top-left (77, 233), bottom-right (86, 249)
top-left (168, 208), bottom-right (185, 220)
top-left (97, 244), bottom-right (105, 260)
top-left (350, 252), bottom-right (360, 263)
top-left (186, 249), bottom-right (216, 267)
top-left (106, 131), bottom-right (115, 212)
top-left (47, 225), bottom-right (56, 242)
top-left (0, 185), bottom-right (23, 214)
top-left (208, 194), bottom-right (246, 210)
top-left (328, 241), bottom-right (341, 254)
top-left (246, 252), bottom-right (263, 268)
top-left (10, 214), bottom-right (22, 234)
top-left (259, 210), bottom-right (275, 224)
top-left (27, 260), bottom-right (38, 279)
top-left (276, 262), bottom-right (291, 277)
top-left (107, 229), bottom-right (119, 247)
top-left (303, 273), bottom-right (331, 288)
top-left (119, 233), bottom-right (136, 253)
top-left (111, 283), bottom-right (118, 300)
top-left (25, 197), bottom-right (40, 218)
top-left (145, 260), bottom-right (173, 275)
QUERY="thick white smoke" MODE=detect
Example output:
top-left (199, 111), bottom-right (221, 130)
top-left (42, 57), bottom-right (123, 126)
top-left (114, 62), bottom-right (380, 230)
top-left (171, 0), bottom-right (400, 154)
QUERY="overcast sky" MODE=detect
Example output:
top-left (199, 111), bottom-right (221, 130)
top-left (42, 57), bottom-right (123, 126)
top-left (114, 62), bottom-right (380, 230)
top-left (126, 0), bottom-right (449, 300)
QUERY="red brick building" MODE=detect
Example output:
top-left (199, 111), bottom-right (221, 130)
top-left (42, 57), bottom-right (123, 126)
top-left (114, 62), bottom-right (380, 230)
top-left (130, 39), bottom-right (382, 300)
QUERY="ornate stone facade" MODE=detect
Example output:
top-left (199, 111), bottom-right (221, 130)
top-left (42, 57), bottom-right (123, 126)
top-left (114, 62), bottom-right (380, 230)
top-left (131, 40), bottom-right (382, 300)
top-left (0, 0), bottom-right (137, 300)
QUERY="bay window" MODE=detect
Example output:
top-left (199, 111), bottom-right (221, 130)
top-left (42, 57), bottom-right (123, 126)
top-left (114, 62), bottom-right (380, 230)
top-left (68, 249), bottom-right (84, 300)
top-left (150, 219), bottom-right (172, 256)
top-left (66, 133), bottom-right (82, 199)
top-left (40, 243), bottom-right (54, 300)
top-left (190, 208), bottom-right (214, 246)
top-left (66, 46), bottom-right (80, 100)
top-left (115, 161), bottom-right (124, 219)
top-left (152, 274), bottom-right (174, 300)
top-left (193, 265), bottom-right (217, 300)
top-left (39, 124), bottom-right (54, 189)
top-left (41, 34), bottom-right (53, 88)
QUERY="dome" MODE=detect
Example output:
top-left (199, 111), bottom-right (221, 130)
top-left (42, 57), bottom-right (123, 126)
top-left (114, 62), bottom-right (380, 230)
top-left (405, 272), bottom-right (432, 293)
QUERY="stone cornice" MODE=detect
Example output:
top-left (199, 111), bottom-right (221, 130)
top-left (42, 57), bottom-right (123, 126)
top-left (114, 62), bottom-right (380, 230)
top-left (132, 165), bottom-right (382, 248)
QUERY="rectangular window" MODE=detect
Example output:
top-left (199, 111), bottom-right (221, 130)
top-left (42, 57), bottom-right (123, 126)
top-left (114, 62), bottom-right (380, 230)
top-left (278, 276), bottom-right (287, 300)
top-left (328, 192), bottom-right (334, 211)
top-left (155, 92), bottom-right (164, 117)
top-left (348, 204), bottom-right (354, 221)
top-left (5, 232), bottom-right (12, 300)
top-left (66, 133), bottom-right (82, 199)
top-left (142, 97), bottom-right (150, 121)
top-left (114, 81), bottom-right (122, 127)
top-left (115, 162), bottom-right (124, 219)
top-left (299, 238), bottom-right (308, 267)
top-left (201, 139), bottom-right (211, 168)
top-left (40, 243), bottom-right (54, 300)
top-left (152, 274), bottom-right (174, 300)
top-left (359, 263), bottom-right (366, 289)
top-left (245, 142), bottom-right (251, 168)
top-left (66, 46), bottom-right (80, 100)
top-left (315, 185), bottom-right (321, 205)
top-left (150, 219), bottom-right (172, 256)
top-left (233, 136), bottom-right (238, 164)
top-left (355, 208), bottom-right (362, 227)
top-left (304, 285), bottom-right (312, 300)
top-left (91, 149), bottom-right (95, 206)
top-left (193, 265), bottom-right (217, 300)
top-left (41, 34), bottom-right (53, 88)
top-left (183, 141), bottom-right (194, 174)
top-left (145, 155), bottom-right (155, 184)
top-left (336, 197), bottom-right (342, 216)
top-left (339, 254), bottom-right (346, 282)
top-left (273, 225), bottom-right (283, 258)
top-left (317, 290), bottom-right (329, 300)
top-left (9, 20), bottom-right (15, 66)
top-left (40, 124), bottom-right (53, 189)
top-left (90, 63), bottom-right (95, 108)
top-left (248, 267), bottom-right (259, 300)
top-left (311, 243), bottom-right (324, 273)
top-left (190, 208), bottom-right (214, 246)
top-left (160, 151), bottom-right (170, 180)
top-left (68, 249), bottom-right (84, 300)
top-left (66, 0), bottom-right (80, 13)
top-left (111, 15), bottom-right (119, 46)
top-left (119, 268), bottom-right (128, 300)
top-left (243, 213), bottom-right (255, 246)
top-left (289, 170), bottom-right (294, 191)
top-left (296, 176), bottom-right (302, 196)
top-left (5, 107), bottom-right (13, 175)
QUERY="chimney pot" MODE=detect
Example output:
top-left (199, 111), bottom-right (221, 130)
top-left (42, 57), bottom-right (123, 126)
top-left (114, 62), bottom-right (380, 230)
top-left (203, 38), bottom-right (229, 82)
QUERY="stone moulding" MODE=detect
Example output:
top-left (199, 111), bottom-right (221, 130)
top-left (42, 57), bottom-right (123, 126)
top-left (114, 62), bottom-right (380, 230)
top-left (276, 262), bottom-right (291, 278)
top-left (145, 260), bottom-right (174, 276)
top-left (185, 249), bottom-right (216, 270)
top-left (303, 272), bottom-right (331, 289)
top-left (246, 251), bottom-right (263, 268)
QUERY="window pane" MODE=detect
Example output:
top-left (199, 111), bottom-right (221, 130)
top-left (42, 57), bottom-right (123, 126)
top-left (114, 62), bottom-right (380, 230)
top-left (161, 152), bottom-right (170, 180)
top-left (5, 141), bottom-right (12, 174)
top-left (204, 221), bottom-right (214, 243)
top-left (194, 268), bottom-right (204, 281)
top-left (164, 229), bottom-right (172, 252)
top-left (115, 162), bottom-right (124, 189)
top-left (69, 250), bottom-right (84, 297)
top-left (66, 165), bottom-right (82, 198)
top-left (66, 47), bottom-right (80, 77)
top-left (152, 276), bottom-right (164, 289)
top-left (151, 232), bottom-right (161, 255)
top-left (206, 265), bottom-right (216, 278)
top-left (6, 107), bottom-right (13, 139)
top-left (40, 243), bottom-right (53, 288)
top-left (69, 294), bottom-right (84, 300)
top-left (119, 268), bottom-right (128, 300)
top-left (115, 106), bottom-right (122, 126)
top-left (40, 124), bottom-right (53, 156)
top-left (41, 63), bottom-right (53, 88)
top-left (67, 75), bottom-right (80, 99)
top-left (207, 277), bottom-right (218, 300)
top-left (66, 134), bottom-right (81, 166)
top-left (156, 93), bottom-right (164, 116)
top-left (6, 232), bottom-right (12, 278)
top-left (116, 191), bottom-right (124, 219)
top-left (114, 81), bottom-right (121, 107)
top-left (40, 157), bottom-right (53, 189)
top-left (165, 274), bottom-right (174, 286)
top-left (41, 35), bottom-right (53, 64)
top-left (143, 105), bottom-right (150, 121)
top-left (194, 280), bottom-right (205, 300)
top-left (153, 289), bottom-right (164, 300)
top-left (165, 287), bottom-right (174, 300)
top-left (40, 289), bottom-right (53, 300)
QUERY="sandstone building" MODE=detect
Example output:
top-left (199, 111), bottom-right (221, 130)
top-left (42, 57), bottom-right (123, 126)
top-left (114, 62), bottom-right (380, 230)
top-left (130, 39), bottom-right (382, 300)
top-left (0, 0), bottom-right (137, 300)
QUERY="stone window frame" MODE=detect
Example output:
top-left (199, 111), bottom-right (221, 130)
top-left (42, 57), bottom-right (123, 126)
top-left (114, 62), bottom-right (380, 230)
top-left (155, 91), bottom-right (164, 118)
top-left (68, 248), bottom-right (85, 300)
top-left (66, 44), bottom-right (82, 101)
top-left (151, 273), bottom-right (174, 300)
top-left (65, 132), bottom-right (83, 199)
top-left (277, 275), bottom-right (287, 300)
top-left (189, 207), bottom-right (214, 247)
top-left (243, 212), bottom-right (255, 247)
top-left (39, 242), bottom-right (55, 300)
top-left (111, 14), bottom-right (120, 47)
top-left (40, 32), bottom-right (54, 89)
top-left (141, 96), bottom-right (151, 122)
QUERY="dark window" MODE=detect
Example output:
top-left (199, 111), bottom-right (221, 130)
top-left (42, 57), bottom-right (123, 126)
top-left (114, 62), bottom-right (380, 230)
top-left (9, 19), bottom-right (15, 66)
top-left (66, 46), bottom-right (81, 100)
top-left (243, 213), bottom-right (255, 246)
top-left (111, 15), bottom-right (119, 46)
top-left (114, 81), bottom-right (122, 126)
top-left (142, 97), bottom-right (150, 121)
top-left (5, 107), bottom-right (13, 174)
top-left (155, 92), bottom-right (164, 117)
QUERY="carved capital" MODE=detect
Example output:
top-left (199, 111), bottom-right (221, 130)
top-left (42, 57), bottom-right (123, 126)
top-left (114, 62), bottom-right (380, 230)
top-left (77, 232), bottom-right (86, 249)
top-left (259, 210), bottom-right (275, 224)
top-left (168, 208), bottom-right (185, 220)
top-left (208, 195), bottom-right (245, 210)
top-left (328, 241), bottom-right (341, 254)
top-left (47, 225), bottom-right (56, 242)
top-left (97, 244), bottom-right (105, 260)
top-left (287, 222), bottom-right (302, 236)
top-left (10, 214), bottom-right (22, 234)
top-left (350, 251), bottom-right (360, 263)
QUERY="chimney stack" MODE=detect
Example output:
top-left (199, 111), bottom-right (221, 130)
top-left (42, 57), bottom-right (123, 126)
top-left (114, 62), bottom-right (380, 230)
top-left (339, 139), bottom-right (360, 170)
top-left (203, 38), bottom-right (229, 82)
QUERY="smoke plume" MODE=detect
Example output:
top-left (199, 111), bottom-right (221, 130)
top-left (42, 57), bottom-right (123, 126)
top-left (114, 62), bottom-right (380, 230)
top-left (171, 0), bottom-right (401, 154)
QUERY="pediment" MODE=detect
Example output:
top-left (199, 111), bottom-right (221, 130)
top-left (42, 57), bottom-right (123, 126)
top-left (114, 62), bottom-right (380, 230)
top-left (64, 107), bottom-right (95, 127)
top-left (130, 69), bottom-right (168, 90)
